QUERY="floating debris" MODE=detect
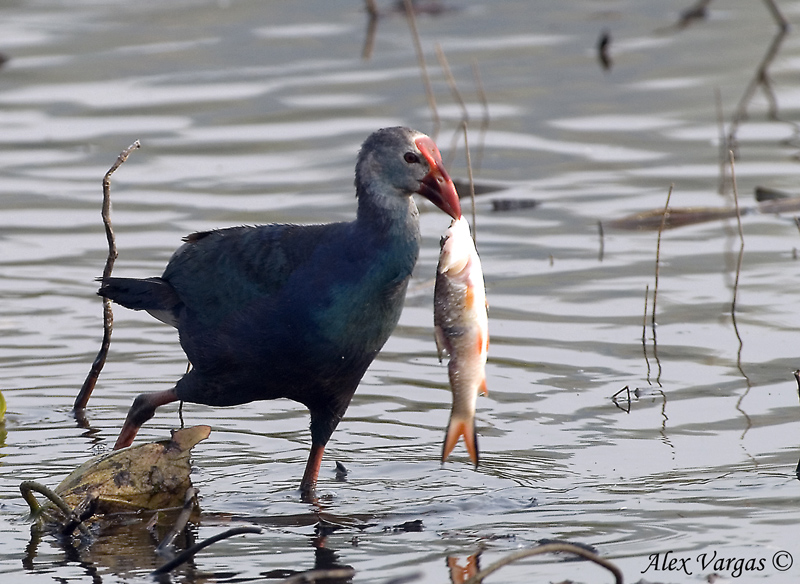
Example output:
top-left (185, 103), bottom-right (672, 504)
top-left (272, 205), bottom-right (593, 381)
top-left (608, 196), bottom-right (800, 231)
top-left (23, 425), bottom-right (210, 531)
top-left (452, 178), bottom-right (506, 198)
top-left (57, 425), bottom-right (209, 513)
top-left (597, 29), bottom-right (612, 71)
top-left (755, 185), bottom-right (794, 201)
top-left (491, 198), bottom-right (539, 212)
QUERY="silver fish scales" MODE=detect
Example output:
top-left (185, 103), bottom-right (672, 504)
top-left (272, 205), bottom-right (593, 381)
top-left (434, 217), bottom-right (488, 465)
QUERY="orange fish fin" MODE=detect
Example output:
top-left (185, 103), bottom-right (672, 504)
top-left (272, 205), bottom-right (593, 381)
top-left (479, 378), bottom-right (488, 396)
top-left (476, 331), bottom-right (486, 354)
top-left (442, 416), bottom-right (479, 467)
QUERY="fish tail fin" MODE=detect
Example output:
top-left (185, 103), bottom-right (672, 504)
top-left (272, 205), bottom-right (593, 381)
top-left (442, 415), bottom-right (479, 467)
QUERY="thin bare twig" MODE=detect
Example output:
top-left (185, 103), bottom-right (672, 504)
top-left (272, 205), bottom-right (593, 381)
top-left (642, 284), bottom-right (649, 346)
top-left (436, 44), bottom-right (468, 119)
top-left (650, 186), bottom-right (672, 389)
top-left (597, 220), bottom-right (605, 262)
top-left (73, 140), bottom-right (141, 413)
top-left (152, 526), bottom-right (262, 574)
top-left (729, 150), bottom-right (745, 315)
top-left (763, 0), bottom-right (789, 30)
top-left (471, 60), bottom-right (489, 172)
top-left (794, 370), bottom-right (800, 402)
top-left (642, 284), bottom-right (652, 384)
top-left (461, 121), bottom-right (477, 244)
top-left (715, 87), bottom-right (728, 195)
top-left (727, 10), bottom-right (788, 149)
top-left (156, 487), bottom-right (197, 555)
top-left (435, 43), bottom-right (468, 167)
top-left (728, 150), bottom-right (750, 394)
top-left (403, 0), bottom-right (439, 137)
top-left (362, 0), bottom-right (380, 60)
top-left (462, 542), bottom-right (623, 584)
top-left (651, 184), bottom-right (673, 331)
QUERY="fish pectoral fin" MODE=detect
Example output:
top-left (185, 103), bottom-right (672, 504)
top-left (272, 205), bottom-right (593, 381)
top-left (434, 326), bottom-right (448, 362)
top-left (479, 378), bottom-right (488, 396)
top-left (441, 415), bottom-right (479, 467)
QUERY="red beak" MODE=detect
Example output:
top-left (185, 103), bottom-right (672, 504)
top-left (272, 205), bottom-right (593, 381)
top-left (414, 136), bottom-right (462, 219)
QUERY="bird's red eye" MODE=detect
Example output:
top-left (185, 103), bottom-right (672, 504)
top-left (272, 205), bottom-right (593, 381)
top-left (404, 152), bottom-right (420, 164)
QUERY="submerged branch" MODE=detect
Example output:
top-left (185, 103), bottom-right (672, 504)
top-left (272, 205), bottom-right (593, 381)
top-left (152, 526), bottom-right (262, 575)
top-left (462, 542), bottom-right (623, 584)
top-left (156, 487), bottom-right (197, 556)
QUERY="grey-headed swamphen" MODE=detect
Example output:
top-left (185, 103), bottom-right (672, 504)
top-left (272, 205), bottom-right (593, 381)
top-left (98, 127), bottom-right (461, 498)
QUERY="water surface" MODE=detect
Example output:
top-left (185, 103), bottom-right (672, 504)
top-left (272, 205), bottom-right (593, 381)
top-left (1, 1), bottom-right (799, 583)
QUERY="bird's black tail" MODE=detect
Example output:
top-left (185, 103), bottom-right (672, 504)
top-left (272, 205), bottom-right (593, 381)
top-left (98, 277), bottom-right (181, 313)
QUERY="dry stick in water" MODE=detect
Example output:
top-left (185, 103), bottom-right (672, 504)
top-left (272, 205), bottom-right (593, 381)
top-left (715, 87), bottom-right (728, 195)
top-left (435, 43), bottom-right (468, 166)
top-left (729, 149), bottom-right (745, 316)
top-left (403, 0), bottom-right (439, 138)
top-left (597, 220), bottom-right (604, 262)
top-left (155, 487), bottom-right (197, 556)
top-left (727, 0), bottom-right (788, 150)
top-left (642, 284), bottom-right (652, 384)
top-left (651, 184), bottom-right (673, 331)
top-left (433, 44), bottom-right (478, 241)
top-left (362, 0), bottom-right (379, 59)
top-left (462, 121), bottom-right (477, 243)
top-left (471, 60), bottom-right (489, 172)
top-left (650, 185), bottom-right (672, 388)
top-left (152, 526), bottom-right (262, 575)
top-left (73, 141), bottom-right (141, 413)
top-left (641, 284), bottom-right (649, 345)
top-left (461, 542), bottom-right (623, 584)
top-left (728, 150), bottom-right (747, 378)
top-left (763, 0), bottom-right (789, 30)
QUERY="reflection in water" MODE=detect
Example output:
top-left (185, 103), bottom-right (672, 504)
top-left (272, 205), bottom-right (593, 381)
top-left (21, 509), bottom-right (360, 583)
top-left (23, 511), bottom-right (198, 582)
top-left (447, 552), bottom-right (480, 584)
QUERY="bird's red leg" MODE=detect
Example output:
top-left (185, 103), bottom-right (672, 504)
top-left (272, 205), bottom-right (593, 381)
top-left (113, 388), bottom-right (179, 450)
top-left (299, 442), bottom-right (325, 501)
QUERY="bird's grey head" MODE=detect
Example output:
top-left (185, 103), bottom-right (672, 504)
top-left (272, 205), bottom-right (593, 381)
top-left (355, 127), bottom-right (461, 219)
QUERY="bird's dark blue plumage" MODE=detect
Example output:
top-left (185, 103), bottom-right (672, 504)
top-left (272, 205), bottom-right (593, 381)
top-left (98, 126), bottom-right (461, 498)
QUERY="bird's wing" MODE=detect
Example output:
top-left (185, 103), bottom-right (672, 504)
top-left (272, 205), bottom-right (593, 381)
top-left (162, 224), bottom-right (339, 323)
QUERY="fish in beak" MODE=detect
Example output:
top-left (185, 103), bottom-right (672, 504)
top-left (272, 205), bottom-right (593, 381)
top-left (414, 136), bottom-right (462, 219)
top-left (434, 216), bottom-right (488, 466)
